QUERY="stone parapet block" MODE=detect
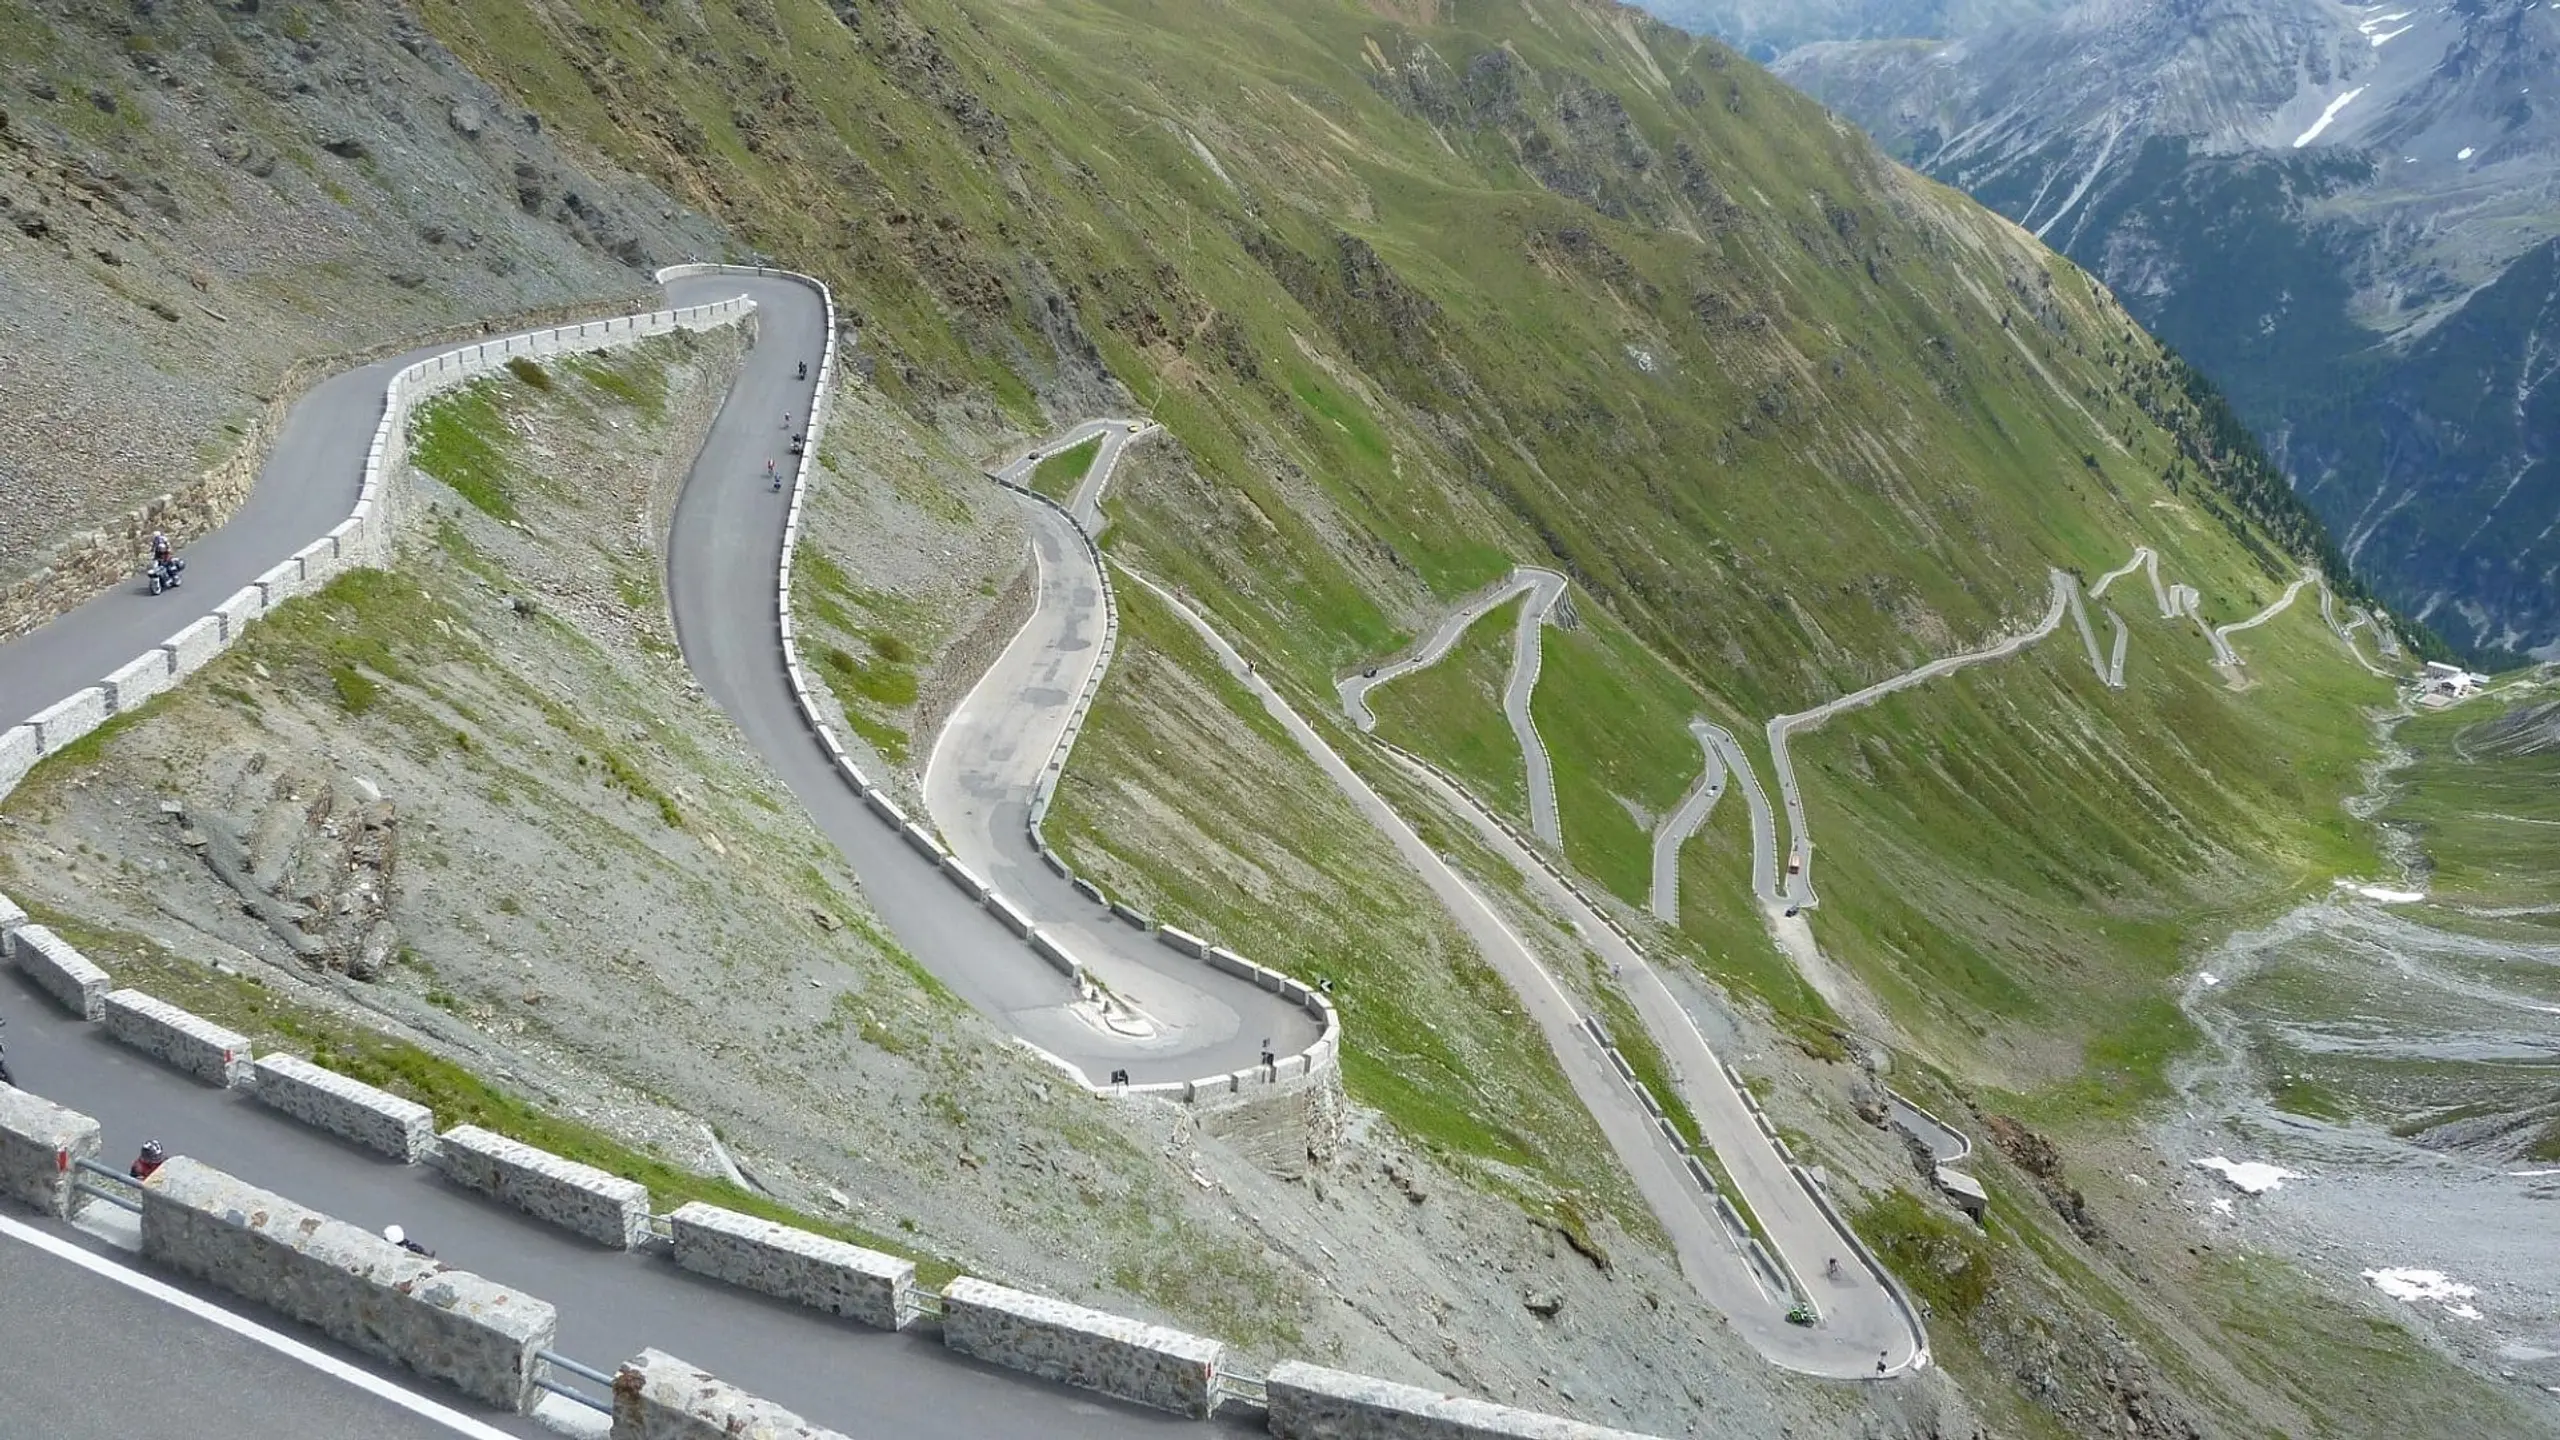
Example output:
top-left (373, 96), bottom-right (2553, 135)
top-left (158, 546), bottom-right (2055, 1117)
top-left (139, 1157), bottom-right (556, 1412)
top-left (433, 1124), bottom-right (650, 1249)
top-left (102, 650), bottom-right (175, 714)
top-left (665, 1202), bottom-right (914, 1330)
top-left (610, 1348), bottom-right (851, 1440)
top-left (101, 989), bottom-right (251, 1086)
top-left (1266, 1360), bottom-right (1662, 1440)
top-left (29, 686), bottom-right (107, 753)
top-left (938, 1275), bottom-right (1223, 1418)
top-left (10, 924), bottom-right (110, 1020)
top-left (251, 1054), bottom-right (436, 1163)
top-left (0, 725), bottom-right (34, 795)
top-left (162, 614), bottom-right (226, 678)
top-left (0, 1086), bottom-right (102, 1219)
top-left (213, 584), bottom-right (262, 641)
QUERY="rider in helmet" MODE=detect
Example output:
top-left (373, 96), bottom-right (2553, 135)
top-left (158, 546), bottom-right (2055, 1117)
top-left (130, 1140), bottom-right (166, 1180)
top-left (150, 531), bottom-right (172, 564)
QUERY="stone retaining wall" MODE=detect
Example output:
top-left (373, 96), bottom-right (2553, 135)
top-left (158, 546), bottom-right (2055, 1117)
top-left (101, 988), bottom-right (251, 1086)
top-left (1265, 1360), bottom-right (1661, 1440)
top-left (433, 1124), bottom-right (650, 1248)
top-left (103, 650), bottom-right (176, 714)
top-left (610, 1348), bottom-right (851, 1440)
top-left (7, 923), bottom-right (110, 1020)
top-left (938, 1275), bottom-right (1223, 1418)
top-left (0, 1086), bottom-right (102, 1219)
top-left (139, 1156), bottom-right (557, 1412)
top-left (0, 725), bottom-right (34, 794)
top-left (251, 1054), bottom-right (437, 1163)
top-left (665, 1202), bottom-right (914, 1330)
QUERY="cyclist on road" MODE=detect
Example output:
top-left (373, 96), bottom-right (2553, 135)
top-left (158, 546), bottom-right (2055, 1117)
top-left (130, 1141), bottom-right (166, 1181)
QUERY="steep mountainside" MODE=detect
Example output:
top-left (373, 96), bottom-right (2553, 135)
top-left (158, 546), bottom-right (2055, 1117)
top-left (8, 0), bottom-right (2538, 1434)
top-left (1770, 0), bottom-right (2560, 661)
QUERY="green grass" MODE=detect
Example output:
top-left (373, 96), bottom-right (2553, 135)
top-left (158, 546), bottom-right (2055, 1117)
top-left (793, 544), bottom-right (923, 762)
top-left (2194, 1251), bottom-right (2552, 1438)
top-left (24, 903), bottom-right (962, 1288)
top-left (1026, 434), bottom-right (1101, 503)
top-left (2383, 683), bottom-right (2560, 905)
top-left (1851, 1187), bottom-right (1995, 1320)
top-left (1366, 594), bottom-right (1532, 827)
top-left (410, 380), bottom-right (519, 520)
top-left (1531, 608), bottom-right (1721, 905)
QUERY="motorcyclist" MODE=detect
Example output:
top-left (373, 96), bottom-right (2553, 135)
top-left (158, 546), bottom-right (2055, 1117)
top-left (765, 458), bottom-right (779, 490)
top-left (150, 531), bottom-right (172, 565)
top-left (130, 1140), bottom-right (166, 1180)
top-left (796, 360), bottom-right (808, 380)
top-left (383, 1223), bottom-right (434, 1258)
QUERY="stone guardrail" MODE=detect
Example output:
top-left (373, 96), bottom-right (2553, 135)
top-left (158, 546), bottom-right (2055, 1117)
top-left (612, 1348), bottom-right (852, 1440)
top-left (5, 922), bottom-right (110, 1020)
top-left (666, 1200), bottom-right (916, 1331)
top-left (434, 1123), bottom-right (652, 1249)
top-left (0, 1083), bottom-right (103, 1219)
top-left (1266, 1360), bottom-right (1659, 1440)
top-left (101, 987), bottom-right (252, 1088)
top-left (938, 1275), bottom-right (1225, 1418)
top-left (251, 1053), bottom-right (437, 1163)
top-left (0, 292), bottom-right (755, 803)
top-left (139, 1155), bottom-right (559, 1412)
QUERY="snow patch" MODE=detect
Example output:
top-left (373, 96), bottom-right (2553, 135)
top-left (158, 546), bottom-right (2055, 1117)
top-left (2198, 971), bottom-right (2221, 987)
top-left (2193, 1156), bottom-right (2300, 1194)
top-left (2458, 146), bottom-right (2476, 160)
top-left (2363, 1267), bottom-right (2482, 1319)
top-left (2368, 24), bottom-right (2413, 45)
top-left (2512, 1168), bottom-right (2560, 1178)
top-left (2209, 1196), bottom-right (2235, 1215)
top-left (2333, 879), bottom-right (2426, 904)
top-left (2293, 87), bottom-right (2368, 148)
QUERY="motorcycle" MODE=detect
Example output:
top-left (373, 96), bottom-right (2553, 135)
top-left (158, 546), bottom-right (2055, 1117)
top-left (146, 555), bottom-right (184, 595)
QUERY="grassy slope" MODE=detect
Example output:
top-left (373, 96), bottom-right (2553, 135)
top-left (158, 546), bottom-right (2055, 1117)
top-left (1027, 433), bottom-right (1101, 502)
top-left (1044, 572), bottom-right (1645, 1229)
top-left (2386, 681), bottom-right (2560, 907)
top-left (1365, 594), bottom-right (1532, 828)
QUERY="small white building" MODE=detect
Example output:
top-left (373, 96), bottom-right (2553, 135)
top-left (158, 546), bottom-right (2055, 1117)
top-left (2418, 661), bottom-right (2486, 704)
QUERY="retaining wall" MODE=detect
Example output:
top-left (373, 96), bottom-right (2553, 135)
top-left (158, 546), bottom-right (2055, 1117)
top-left (433, 1124), bottom-right (651, 1248)
top-left (101, 988), bottom-right (251, 1086)
top-left (139, 1156), bottom-right (557, 1412)
top-left (1265, 1361), bottom-right (1661, 1440)
top-left (0, 890), bottom-right (23, 940)
top-left (251, 1054), bottom-right (437, 1162)
top-left (938, 1275), bottom-right (1223, 1418)
top-left (610, 1348), bottom-right (851, 1440)
top-left (0, 1086), bottom-right (102, 1219)
top-left (665, 1202), bottom-right (914, 1330)
top-left (8, 923), bottom-right (110, 1020)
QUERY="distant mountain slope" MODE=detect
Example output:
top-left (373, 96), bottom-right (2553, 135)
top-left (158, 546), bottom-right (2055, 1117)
top-left (1768, 0), bottom-right (2560, 660)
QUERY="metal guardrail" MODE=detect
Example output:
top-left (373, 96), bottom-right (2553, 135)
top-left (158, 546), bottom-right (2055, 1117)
top-left (535, 1349), bottom-right (616, 1414)
top-left (72, 1157), bottom-right (142, 1213)
top-left (1221, 1372), bottom-right (1269, 1406)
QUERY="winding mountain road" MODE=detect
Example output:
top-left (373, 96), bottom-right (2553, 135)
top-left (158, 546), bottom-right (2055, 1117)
top-left (0, 277), bottom-right (1236, 1437)
top-left (919, 421), bottom-right (1315, 1076)
top-left (1648, 721), bottom-right (1726, 925)
top-left (1130, 571), bottom-right (1925, 1379)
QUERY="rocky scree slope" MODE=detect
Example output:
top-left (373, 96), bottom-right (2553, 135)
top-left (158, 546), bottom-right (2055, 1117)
top-left (1772, 0), bottom-right (2560, 661)
top-left (0, 0), bottom-right (721, 631)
